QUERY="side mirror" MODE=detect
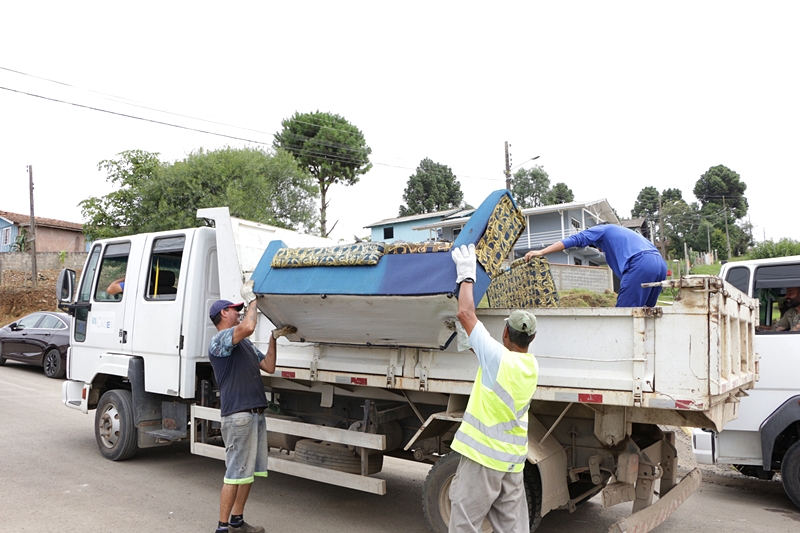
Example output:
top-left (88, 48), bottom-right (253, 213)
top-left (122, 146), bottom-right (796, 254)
top-left (57, 269), bottom-right (76, 308)
top-left (9, 323), bottom-right (21, 331)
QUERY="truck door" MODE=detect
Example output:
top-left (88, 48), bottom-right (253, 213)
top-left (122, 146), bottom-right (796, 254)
top-left (129, 234), bottom-right (188, 396)
top-left (70, 241), bottom-right (136, 380)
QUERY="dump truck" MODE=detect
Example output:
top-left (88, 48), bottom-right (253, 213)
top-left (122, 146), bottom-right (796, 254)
top-left (58, 191), bottom-right (758, 533)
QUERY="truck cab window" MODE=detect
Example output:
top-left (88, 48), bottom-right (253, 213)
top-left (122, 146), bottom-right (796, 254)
top-left (725, 266), bottom-right (750, 296)
top-left (754, 263), bottom-right (800, 330)
top-left (74, 245), bottom-right (102, 342)
top-left (95, 243), bottom-right (131, 302)
top-left (146, 236), bottom-right (185, 301)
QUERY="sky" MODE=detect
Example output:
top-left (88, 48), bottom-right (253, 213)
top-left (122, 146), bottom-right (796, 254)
top-left (1, 1), bottom-right (797, 243)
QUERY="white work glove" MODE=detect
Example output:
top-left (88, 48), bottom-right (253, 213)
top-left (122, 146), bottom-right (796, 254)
top-left (451, 244), bottom-right (477, 283)
top-left (241, 280), bottom-right (257, 305)
top-left (454, 321), bottom-right (471, 352)
top-left (272, 326), bottom-right (297, 339)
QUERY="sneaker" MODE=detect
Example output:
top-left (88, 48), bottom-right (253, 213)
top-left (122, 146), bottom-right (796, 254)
top-left (229, 522), bottom-right (264, 533)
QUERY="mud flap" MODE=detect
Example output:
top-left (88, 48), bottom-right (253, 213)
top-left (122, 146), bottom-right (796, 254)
top-left (608, 468), bottom-right (702, 533)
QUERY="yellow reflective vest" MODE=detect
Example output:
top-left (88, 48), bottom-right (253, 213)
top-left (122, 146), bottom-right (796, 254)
top-left (451, 345), bottom-right (538, 473)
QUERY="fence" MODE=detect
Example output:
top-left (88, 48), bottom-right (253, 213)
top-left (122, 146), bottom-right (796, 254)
top-left (0, 252), bottom-right (87, 283)
top-left (549, 263), bottom-right (614, 293)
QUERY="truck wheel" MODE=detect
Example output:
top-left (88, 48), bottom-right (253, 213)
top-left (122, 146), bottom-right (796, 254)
top-left (294, 439), bottom-right (382, 474)
top-left (422, 453), bottom-right (496, 533)
top-left (523, 462), bottom-right (543, 531)
top-left (95, 389), bottom-right (138, 461)
top-left (781, 440), bottom-right (800, 509)
top-left (43, 348), bottom-right (65, 379)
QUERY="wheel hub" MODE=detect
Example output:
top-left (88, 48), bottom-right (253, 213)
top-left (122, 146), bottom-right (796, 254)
top-left (98, 406), bottom-right (120, 448)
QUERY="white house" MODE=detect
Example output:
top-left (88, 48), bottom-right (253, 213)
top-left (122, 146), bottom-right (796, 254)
top-left (413, 199), bottom-right (619, 266)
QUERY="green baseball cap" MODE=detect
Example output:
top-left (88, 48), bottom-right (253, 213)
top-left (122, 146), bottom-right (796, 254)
top-left (507, 310), bottom-right (537, 335)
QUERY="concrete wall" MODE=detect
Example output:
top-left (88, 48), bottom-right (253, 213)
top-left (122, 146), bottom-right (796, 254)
top-left (550, 263), bottom-right (613, 293)
top-left (0, 251), bottom-right (87, 272)
top-left (35, 227), bottom-right (86, 252)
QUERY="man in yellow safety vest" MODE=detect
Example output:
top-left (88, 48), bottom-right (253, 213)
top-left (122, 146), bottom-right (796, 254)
top-left (449, 244), bottom-right (539, 533)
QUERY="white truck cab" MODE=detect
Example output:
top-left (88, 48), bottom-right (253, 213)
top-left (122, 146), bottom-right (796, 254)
top-left (692, 255), bottom-right (800, 508)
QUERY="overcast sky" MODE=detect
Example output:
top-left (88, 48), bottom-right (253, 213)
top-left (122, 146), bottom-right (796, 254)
top-left (1, 1), bottom-right (797, 244)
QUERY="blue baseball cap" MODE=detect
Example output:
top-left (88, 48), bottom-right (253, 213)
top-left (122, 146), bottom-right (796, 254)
top-left (209, 299), bottom-right (244, 321)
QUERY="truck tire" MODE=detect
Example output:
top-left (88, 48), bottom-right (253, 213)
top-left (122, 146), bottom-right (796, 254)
top-left (422, 453), bottom-right (542, 533)
top-left (781, 440), bottom-right (800, 509)
top-left (43, 348), bottom-right (65, 379)
top-left (95, 389), bottom-right (139, 461)
top-left (523, 462), bottom-right (543, 531)
top-left (294, 439), bottom-right (382, 474)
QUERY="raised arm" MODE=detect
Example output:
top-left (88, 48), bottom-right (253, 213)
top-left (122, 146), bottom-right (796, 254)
top-left (452, 244), bottom-right (479, 335)
top-left (524, 241), bottom-right (565, 261)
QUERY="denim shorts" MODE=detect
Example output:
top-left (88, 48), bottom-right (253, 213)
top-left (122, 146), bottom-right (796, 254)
top-left (220, 411), bottom-right (268, 484)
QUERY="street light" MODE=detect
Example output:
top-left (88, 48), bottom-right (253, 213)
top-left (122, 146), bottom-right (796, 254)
top-left (504, 152), bottom-right (541, 190)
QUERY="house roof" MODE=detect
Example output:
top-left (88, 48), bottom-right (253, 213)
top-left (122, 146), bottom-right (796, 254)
top-left (364, 207), bottom-right (465, 229)
top-left (412, 199), bottom-right (619, 231)
top-left (519, 199), bottom-right (619, 224)
top-left (620, 217), bottom-right (647, 229)
top-left (0, 210), bottom-right (83, 232)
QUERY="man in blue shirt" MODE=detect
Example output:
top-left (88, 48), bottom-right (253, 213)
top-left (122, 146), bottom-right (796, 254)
top-left (525, 224), bottom-right (666, 307)
top-left (208, 283), bottom-right (295, 533)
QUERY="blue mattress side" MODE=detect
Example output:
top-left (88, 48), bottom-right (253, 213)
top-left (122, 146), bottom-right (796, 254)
top-left (453, 189), bottom-right (517, 248)
top-left (251, 240), bottom-right (490, 297)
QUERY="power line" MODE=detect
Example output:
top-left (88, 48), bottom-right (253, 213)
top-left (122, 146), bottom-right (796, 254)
top-left (0, 65), bottom-right (275, 137)
top-left (0, 85), bottom-right (270, 145)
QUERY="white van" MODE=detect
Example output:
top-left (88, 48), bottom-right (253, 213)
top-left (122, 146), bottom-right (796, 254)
top-left (692, 254), bottom-right (800, 508)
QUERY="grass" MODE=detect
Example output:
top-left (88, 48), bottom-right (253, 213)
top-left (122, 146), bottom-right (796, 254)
top-left (690, 263), bottom-right (722, 276)
top-left (559, 288), bottom-right (618, 307)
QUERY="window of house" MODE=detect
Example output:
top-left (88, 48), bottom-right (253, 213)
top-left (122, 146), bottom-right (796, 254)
top-left (145, 236), bottom-right (185, 301)
top-left (571, 218), bottom-right (581, 230)
top-left (452, 228), bottom-right (461, 238)
top-left (574, 258), bottom-right (583, 266)
top-left (383, 227), bottom-right (394, 240)
top-left (1, 227), bottom-right (11, 246)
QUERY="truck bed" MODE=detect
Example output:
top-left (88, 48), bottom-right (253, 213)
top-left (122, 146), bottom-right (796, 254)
top-left (262, 276), bottom-right (758, 432)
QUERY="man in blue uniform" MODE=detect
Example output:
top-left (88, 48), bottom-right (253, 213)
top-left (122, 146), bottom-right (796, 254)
top-left (525, 224), bottom-right (666, 307)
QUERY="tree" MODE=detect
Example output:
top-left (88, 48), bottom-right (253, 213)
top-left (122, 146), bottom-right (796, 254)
top-left (274, 111), bottom-right (372, 237)
top-left (79, 149), bottom-right (164, 240)
top-left (511, 166), bottom-right (550, 208)
top-left (661, 199), bottom-right (702, 257)
top-left (80, 147), bottom-right (318, 240)
top-left (693, 165), bottom-right (748, 219)
top-left (398, 158), bottom-right (464, 216)
top-left (631, 186), bottom-right (660, 221)
top-left (543, 182), bottom-right (574, 205)
top-left (692, 165), bottom-right (751, 258)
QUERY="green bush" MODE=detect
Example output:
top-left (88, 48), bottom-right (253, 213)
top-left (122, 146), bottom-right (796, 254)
top-left (746, 238), bottom-right (800, 260)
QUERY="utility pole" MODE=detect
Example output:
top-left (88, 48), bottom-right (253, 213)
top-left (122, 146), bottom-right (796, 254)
top-left (504, 141), bottom-right (512, 190)
top-left (722, 196), bottom-right (731, 259)
top-left (657, 195), bottom-right (666, 258)
top-left (28, 165), bottom-right (38, 288)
